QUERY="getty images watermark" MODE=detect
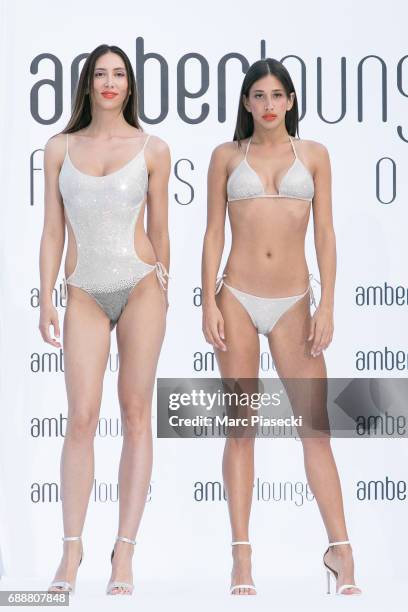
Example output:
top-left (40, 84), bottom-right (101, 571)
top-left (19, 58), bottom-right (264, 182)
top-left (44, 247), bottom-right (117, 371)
top-left (167, 388), bottom-right (302, 429)
top-left (156, 378), bottom-right (408, 439)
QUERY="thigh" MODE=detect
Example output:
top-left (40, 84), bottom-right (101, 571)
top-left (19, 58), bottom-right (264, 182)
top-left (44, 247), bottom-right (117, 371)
top-left (63, 288), bottom-right (111, 412)
top-left (116, 271), bottom-right (166, 402)
top-left (267, 294), bottom-right (329, 434)
top-left (267, 293), bottom-right (326, 377)
top-left (215, 285), bottom-right (260, 378)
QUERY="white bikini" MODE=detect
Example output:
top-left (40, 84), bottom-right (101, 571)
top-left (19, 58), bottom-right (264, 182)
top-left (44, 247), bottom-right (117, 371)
top-left (216, 136), bottom-right (318, 336)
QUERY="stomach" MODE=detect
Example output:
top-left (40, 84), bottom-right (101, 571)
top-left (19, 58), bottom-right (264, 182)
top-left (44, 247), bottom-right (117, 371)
top-left (224, 197), bottom-right (311, 296)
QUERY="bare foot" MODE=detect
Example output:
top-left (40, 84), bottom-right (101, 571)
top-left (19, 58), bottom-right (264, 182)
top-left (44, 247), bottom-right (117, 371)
top-left (230, 543), bottom-right (256, 595)
top-left (48, 539), bottom-right (83, 592)
top-left (323, 543), bottom-right (362, 595)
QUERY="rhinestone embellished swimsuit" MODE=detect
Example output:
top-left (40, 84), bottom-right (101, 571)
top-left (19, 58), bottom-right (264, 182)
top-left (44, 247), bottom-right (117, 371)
top-left (59, 133), bottom-right (169, 329)
top-left (215, 136), bottom-right (318, 336)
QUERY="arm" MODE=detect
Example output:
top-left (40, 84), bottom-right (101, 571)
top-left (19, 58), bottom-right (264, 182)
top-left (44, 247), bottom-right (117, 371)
top-left (201, 144), bottom-right (229, 351)
top-left (38, 134), bottom-right (66, 347)
top-left (145, 136), bottom-right (171, 303)
top-left (309, 142), bottom-right (336, 356)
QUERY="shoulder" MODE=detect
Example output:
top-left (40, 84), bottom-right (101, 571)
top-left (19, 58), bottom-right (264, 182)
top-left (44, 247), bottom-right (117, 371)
top-left (144, 134), bottom-right (170, 176)
top-left (45, 132), bottom-right (67, 154)
top-left (295, 138), bottom-right (329, 159)
top-left (144, 133), bottom-right (170, 156)
top-left (44, 132), bottom-right (68, 168)
top-left (210, 140), bottom-right (246, 164)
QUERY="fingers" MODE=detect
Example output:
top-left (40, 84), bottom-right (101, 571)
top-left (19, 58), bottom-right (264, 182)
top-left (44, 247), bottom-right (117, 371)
top-left (307, 316), bottom-right (316, 342)
top-left (204, 326), bottom-right (227, 352)
top-left (53, 316), bottom-right (60, 340)
top-left (39, 316), bottom-right (62, 349)
top-left (203, 316), bottom-right (227, 352)
top-left (311, 324), bottom-right (333, 357)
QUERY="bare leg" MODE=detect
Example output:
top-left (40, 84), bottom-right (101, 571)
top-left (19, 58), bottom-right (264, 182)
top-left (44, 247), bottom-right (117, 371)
top-left (214, 285), bottom-right (259, 595)
top-left (268, 293), bottom-right (360, 594)
top-left (49, 287), bottom-right (111, 590)
top-left (107, 271), bottom-right (166, 594)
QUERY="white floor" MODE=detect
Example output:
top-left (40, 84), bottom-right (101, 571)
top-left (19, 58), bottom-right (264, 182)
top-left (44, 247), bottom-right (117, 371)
top-left (0, 577), bottom-right (404, 611)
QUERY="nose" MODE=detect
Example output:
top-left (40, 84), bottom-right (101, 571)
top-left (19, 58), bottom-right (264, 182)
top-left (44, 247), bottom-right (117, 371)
top-left (104, 75), bottom-right (114, 88)
top-left (264, 96), bottom-right (274, 110)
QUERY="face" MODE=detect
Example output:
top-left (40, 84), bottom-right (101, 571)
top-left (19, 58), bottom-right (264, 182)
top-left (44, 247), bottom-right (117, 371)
top-left (243, 74), bottom-right (294, 129)
top-left (90, 52), bottom-right (129, 110)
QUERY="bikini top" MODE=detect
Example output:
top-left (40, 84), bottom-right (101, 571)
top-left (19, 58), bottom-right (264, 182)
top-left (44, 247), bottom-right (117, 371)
top-left (227, 135), bottom-right (314, 203)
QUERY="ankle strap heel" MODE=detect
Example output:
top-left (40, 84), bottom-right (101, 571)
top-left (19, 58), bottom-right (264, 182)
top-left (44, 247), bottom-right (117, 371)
top-left (323, 540), bottom-right (362, 595)
top-left (230, 541), bottom-right (256, 595)
top-left (116, 536), bottom-right (137, 545)
top-left (48, 536), bottom-right (83, 595)
top-left (106, 535), bottom-right (137, 596)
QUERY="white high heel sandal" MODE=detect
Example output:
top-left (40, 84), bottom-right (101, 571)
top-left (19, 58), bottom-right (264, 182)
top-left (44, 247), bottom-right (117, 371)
top-left (48, 536), bottom-right (83, 595)
top-left (230, 541), bottom-right (257, 595)
top-left (323, 540), bottom-right (362, 595)
top-left (106, 535), bottom-right (137, 595)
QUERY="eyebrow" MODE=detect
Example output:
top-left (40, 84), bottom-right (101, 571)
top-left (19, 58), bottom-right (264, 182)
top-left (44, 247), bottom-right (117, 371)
top-left (253, 88), bottom-right (284, 93)
top-left (94, 67), bottom-right (126, 71)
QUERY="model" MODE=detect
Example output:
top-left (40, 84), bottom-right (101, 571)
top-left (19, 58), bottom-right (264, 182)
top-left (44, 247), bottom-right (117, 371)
top-left (201, 58), bottom-right (361, 596)
top-left (39, 44), bottom-right (170, 595)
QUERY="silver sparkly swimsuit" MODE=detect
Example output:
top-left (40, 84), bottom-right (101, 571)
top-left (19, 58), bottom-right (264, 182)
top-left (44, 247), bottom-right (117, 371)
top-left (59, 133), bottom-right (169, 329)
top-left (215, 136), bottom-right (318, 336)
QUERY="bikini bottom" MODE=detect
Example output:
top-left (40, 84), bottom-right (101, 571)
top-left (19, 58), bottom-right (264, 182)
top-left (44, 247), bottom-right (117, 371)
top-left (62, 261), bottom-right (169, 331)
top-left (215, 272), bottom-right (317, 337)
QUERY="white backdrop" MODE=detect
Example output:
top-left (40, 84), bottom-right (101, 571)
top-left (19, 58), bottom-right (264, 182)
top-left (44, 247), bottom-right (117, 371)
top-left (0, 0), bottom-right (408, 608)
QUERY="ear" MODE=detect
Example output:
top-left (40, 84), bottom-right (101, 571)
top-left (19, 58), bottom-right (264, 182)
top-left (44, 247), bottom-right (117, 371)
top-left (243, 94), bottom-right (251, 113)
top-left (287, 92), bottom-right (295, 111)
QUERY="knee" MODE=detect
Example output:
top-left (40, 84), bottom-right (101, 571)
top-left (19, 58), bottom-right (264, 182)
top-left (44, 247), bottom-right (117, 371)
top-left (67, 406), bottom-right (99, 441)
top-left (120, 395), bottom-right (151, 437)
top-left (226, 435), bottom-right (255, 452)
top-left (301, 435), bottom-right (332, 454)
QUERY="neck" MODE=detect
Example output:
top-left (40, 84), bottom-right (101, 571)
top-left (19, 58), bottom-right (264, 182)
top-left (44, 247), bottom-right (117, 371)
top-left (251, 125), bottom-right (291, 146)
top-left (84, 109), bottom-right (132, 138)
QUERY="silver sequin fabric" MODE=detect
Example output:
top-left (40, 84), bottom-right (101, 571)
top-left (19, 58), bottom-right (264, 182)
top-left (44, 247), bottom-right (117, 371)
top-left (227, 136), bottom-right (314, 203)
top-left (59, 134), bottom-right (156, 329)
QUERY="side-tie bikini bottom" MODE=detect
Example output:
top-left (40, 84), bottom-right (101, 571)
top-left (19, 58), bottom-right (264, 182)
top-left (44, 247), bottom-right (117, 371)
top-left (215, 272), bottom-right (317, 337)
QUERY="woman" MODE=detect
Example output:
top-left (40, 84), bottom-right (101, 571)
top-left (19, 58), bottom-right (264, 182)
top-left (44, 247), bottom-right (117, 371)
top-left (39, 44), bottom-right (170, 595)
top-left (201, 58), bottom-right (361, 596)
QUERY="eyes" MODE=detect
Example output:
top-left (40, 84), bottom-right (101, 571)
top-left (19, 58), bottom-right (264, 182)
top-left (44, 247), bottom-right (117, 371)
top-left (254, 92), bottom-right (282, 99)
top-left (94, 71), bottom-right (126, 78)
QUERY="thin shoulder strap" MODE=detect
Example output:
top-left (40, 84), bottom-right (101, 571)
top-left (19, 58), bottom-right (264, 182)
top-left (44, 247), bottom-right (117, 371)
top-left (289, 135), bottom-right (297, 158)
top-left (244, 137), bottom-right (252, 160)
top-left (142, 133), bottom-right (151, 150)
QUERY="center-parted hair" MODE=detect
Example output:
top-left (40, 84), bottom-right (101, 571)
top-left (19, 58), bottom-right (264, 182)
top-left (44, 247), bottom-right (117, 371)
top-left (233, 58), bottom-right (299, 145)
top-left (62, 44), bottom-right (142, 134)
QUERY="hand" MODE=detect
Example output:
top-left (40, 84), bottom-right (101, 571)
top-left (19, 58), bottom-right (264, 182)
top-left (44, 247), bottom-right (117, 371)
top-left (202, 303), bottom-right (227, 351)
top-left (307, 303), bottom-right (333, 357)
top-left (39, 303), bottom-right (61, 348)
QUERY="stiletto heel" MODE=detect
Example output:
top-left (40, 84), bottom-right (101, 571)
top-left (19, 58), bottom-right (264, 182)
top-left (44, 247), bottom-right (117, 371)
top-left (322, 540), bottom-right (362, 595)
top-left (326, 568), bottom-right (331, 594)
top-left (106, 535), bottom-right (136, 595)
top-left (230, 541), bottom-right (257, 595)
top-left (48, 536), bottom-right (83, 595)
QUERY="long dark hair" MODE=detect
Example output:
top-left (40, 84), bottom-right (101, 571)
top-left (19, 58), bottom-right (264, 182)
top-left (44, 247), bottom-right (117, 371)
top-left (62, 44), bottom-right (142, 134)
top-left (233, 58), bottom-right (299, 145)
